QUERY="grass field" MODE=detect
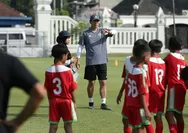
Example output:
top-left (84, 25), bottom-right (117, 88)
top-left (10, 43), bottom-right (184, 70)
top-left (7, 54), bottom-right (188, 133)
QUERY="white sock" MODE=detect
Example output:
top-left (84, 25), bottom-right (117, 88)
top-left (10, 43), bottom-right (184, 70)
top-left (101, 98), bottom-right (106, 104)
top-left (89, 98), bottom-right (94, 103)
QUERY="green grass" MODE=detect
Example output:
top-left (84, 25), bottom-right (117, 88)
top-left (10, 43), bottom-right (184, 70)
top-left (7, 54), bottom-right (188, 133)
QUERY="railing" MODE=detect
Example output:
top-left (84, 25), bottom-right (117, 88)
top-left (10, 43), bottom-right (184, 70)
top-left (68, 27), bottom-right (157, 53)
top-left (50, 16), bottom-right (78, 45)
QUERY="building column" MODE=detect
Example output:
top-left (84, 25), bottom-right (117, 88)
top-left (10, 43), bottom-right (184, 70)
top-left (34, 0), bottom-right (52, 57)
top-left (156, 7), bottom-right (165, 52)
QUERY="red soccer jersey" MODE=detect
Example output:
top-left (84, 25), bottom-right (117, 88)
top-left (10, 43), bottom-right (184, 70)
top-left (164, 53), bottom-right (186, 89)
top-left (126, 66), bottom-right (149, 108)
top-left (44, 65), bottom-right (78, 100)
top-left (148, 57), bottom-right (166, 92)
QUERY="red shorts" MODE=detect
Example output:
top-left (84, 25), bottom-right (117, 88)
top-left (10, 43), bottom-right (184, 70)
top-left (49, 99), bottom-right (77, 124)
top-left (166, 84), bottom-right (186, 113)
top-left (149, 91), bottom-right (165, 114)
top-left (123, 106), bottom-right (150, 128)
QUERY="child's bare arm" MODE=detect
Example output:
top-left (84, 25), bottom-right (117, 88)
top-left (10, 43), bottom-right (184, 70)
top-left (116, 78), bottom-right (126, 104)
top-left (71, 91), bottom-right (76, 104)
top-left (71, 91), bottom-right (76, 110)
top-left (140, 94), bottom-right (151, 121)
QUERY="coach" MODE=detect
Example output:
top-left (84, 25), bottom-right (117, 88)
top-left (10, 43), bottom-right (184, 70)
top-left (75, 14), bottom-right (116, 110)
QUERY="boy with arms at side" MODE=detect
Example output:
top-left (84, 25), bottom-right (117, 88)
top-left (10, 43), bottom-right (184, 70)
top-left (45, 44), bottom-right (78, 133)
top-left (148, 39), bottom-right (166, 133)
top-left (123, 44), bottom-right (154, 133)
top-left (116, 39), bottom-right (148, 133)
top-left (164, 36), bottom-right (186, 133)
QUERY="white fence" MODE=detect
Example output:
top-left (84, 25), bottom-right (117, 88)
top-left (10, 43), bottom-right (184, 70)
top-left (49, 16), bottom-right (158, 54)
top-left (67, 27), bottom-right (157, 53)
top-left (50, 16), bottom-right (78, 45)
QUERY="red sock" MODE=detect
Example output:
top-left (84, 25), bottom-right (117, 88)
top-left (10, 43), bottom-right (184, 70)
top-left (156, 122), bottom-right (163, 133)
top-left (177, 124), bottom-right (184, 133)
top-left (145, 124), bottom-right (154, 133)
top-left (169, 124), bottom-right (177, 133)
top-left (124, 127), bottom-right (132, 133)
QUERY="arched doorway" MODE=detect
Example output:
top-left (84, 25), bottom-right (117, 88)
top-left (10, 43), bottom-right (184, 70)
top-left (165, 24), bottom-right (188, 48)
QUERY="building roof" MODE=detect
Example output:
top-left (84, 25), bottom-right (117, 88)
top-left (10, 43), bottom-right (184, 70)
top-left (0, 2), bottom-right (25, 17)
top-left (112, 0), bottom-right (188, 15)
top-left (0, 2), bottom-right (32, 26)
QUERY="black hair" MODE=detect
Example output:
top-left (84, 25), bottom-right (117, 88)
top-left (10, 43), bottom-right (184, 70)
top-left (168, 36), bottom-right (183, 51)
top-left (56, 36), bottom-right (70, 44)
top-left (51, 44), bottom-right (68, 59)
top-left (149, 39), bottom-right (163, 53)
top-left (134, 39), bottom-right (148, 47)
top-left (133, 44), bottom-right (151, 60)
top-left (180, 66), bottom-right (188, 80)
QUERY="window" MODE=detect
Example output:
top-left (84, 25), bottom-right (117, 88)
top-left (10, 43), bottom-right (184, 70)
top-left (0, 34), bottom-right (7, 40)
top-left (9, 34), bottom-right (23, 40)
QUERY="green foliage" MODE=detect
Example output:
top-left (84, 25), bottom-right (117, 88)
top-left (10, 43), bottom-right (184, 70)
top-left (71, 21), bottom-right (90, 35)
top-left (1, 0), bottom-right (11, 5)
top-left (56, 9), bottom-right (69, 16)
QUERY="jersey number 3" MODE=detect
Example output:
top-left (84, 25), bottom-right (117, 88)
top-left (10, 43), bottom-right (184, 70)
top-left (128, 78), bottom-right (138, 98)
top-left (154, 69), bottom-right (164, 85)
top-left (53, 78), bottom-right (62, 95)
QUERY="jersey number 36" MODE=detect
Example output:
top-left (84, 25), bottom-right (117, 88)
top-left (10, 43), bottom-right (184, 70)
top-left (127, 78), bottom-right (138, 98)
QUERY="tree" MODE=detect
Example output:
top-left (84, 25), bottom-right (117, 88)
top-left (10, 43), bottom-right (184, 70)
top-left (13, 0), bottom-right (34, 25)
top-left (1, 0), bottom-right (11, 5)
top-left (56, 9), bottom-right (70, 16)
top-left (71, 21), bottom-right (89, 35)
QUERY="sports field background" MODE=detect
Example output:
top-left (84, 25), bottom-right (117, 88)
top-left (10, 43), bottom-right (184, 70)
top-left (7, 54), bottom-right (188, 133)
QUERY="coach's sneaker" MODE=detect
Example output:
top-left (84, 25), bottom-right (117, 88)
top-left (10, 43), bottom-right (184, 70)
top-left (100, 104), bottom-right (112, 110)
top-left (88, 102), bottom-right (94, 109)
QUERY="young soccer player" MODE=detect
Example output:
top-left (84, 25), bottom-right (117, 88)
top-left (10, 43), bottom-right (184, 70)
top-left (57, 31), bottom-right (79, 82)
top-left (116, 39), bottom-right (148, 133)
top-left (148, 39), bottom-right (166, 133)
top-left (56, 30), bottom-right (76, 68)
top-left (164, 36), bottom-right (186, 133)
top-left (123, 44), bottom-right (154, 133)
top-left (45, 44), bottom-right (78, 133)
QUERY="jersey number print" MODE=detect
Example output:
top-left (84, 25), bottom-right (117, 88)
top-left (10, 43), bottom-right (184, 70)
top-left (128, 78), bottom-right (138, 98)
top-left (154, 69), bottom-right (164, 85)
top-left (177, 64), bottom-right (185, 80)
top-left (53, 78), bottom-right (62, 95)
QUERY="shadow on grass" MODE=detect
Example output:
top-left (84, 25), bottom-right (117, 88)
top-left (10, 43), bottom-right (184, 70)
top-left (9, 105), bottom-right (101, 110)
top-left (8, 113), bottom-right (48, 117)
top-left (9, 105), bottom-right (49, 108)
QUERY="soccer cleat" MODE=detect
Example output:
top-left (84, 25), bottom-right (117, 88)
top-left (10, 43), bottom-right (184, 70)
top-left (100, 104), bottom-right (112, 110)
top-left (88, 102), bottom-right (94, 109)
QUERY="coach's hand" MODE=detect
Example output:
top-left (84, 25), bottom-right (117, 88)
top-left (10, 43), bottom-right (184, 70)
top-left (71, 57), bottom-right (76, 64)
top-left (75, 58), bottom-right (80, 69)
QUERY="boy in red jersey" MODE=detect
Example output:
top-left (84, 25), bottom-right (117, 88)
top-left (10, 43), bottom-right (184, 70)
top-left (45, 44), bottom-right (78, 133)
top-left (116, 39), bottom-right (148, 133)
top-left (123, 44), bottom-right (154, 133)
top-left (164, 36), bottom-right (186, 133)
top-left (148, 39), bottom-right (166, 133)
